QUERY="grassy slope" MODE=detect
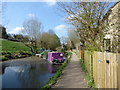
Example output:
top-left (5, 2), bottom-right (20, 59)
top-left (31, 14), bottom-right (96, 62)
top-left (1, 39), bottom-right (30, 52)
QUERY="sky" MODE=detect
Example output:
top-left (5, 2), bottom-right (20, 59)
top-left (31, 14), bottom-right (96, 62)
top-left (2, 0), bottom-right (118, 38)
top-left (2, 2), bottom-right (69, 38)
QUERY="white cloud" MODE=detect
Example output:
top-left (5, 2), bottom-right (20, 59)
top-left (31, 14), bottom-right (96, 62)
top-left (8, 27), bottom-right (24, 34)
top-left (43, 0), bottom-right (57, 6)
top-left (54, 24), bottom-right (67, 31)
top-left (27, 13), bottom-right (36, 18)
top-left (54, 24), bottom-right (68, 38)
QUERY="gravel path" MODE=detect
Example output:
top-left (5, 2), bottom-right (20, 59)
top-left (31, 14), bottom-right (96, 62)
top-left (53, 52), bottom-right (88, 88)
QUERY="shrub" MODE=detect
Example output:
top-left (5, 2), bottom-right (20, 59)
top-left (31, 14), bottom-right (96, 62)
top-left (1, 51), bottom-right (32, 61)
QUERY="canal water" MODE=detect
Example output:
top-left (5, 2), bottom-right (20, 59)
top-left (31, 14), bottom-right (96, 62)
top-left (0, 57), bottom-right (60, 88)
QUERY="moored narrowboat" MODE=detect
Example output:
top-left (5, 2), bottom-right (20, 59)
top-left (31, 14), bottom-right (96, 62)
top-left (47, 52), bottom-right (65, 64)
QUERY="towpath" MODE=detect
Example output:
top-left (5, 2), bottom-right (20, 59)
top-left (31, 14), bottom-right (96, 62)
top-left (53, 52), bottom-right (88, 88)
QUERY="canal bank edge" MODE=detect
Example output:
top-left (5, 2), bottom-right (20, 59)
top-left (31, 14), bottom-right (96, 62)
top-left (76, 51), bottom-right (96, 88)
top-left (42, 52), bottom-right (72, 89)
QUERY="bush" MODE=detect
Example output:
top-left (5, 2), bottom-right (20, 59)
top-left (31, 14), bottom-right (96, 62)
top-left (1, 51), bottom-right (32, 61)
top-left (86, 73), bottom-right (95, 88)
top-left (0, 56), bottom-right (8, 61)
top-left (80, 59), bottom-right (87, 72)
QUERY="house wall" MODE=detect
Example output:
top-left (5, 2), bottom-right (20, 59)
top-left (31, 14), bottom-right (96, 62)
top-left (102, 2), bottom-right (120, 88)
top-left (104, 1), bottom-right (120, 52)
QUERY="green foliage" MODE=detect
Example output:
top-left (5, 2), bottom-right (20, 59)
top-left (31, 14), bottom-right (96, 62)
top-left (40, 32), bottom-right (61, 50)
top-left (1, 51), bottom-right (32, 61)
top-left (13, 34), bottom-right (29, 42)
top-left (53, 34), bottom-right (61, 49)
top-left (42, 52), bottom-right (72, 89)
top-left (60, 44), bottom-right (69, 57)
top-left (80, 59), bottom-right (87, 72)
top-left (56, 46), bottom-right (69, 57)
top-left (56, 46), bottom-right (62, 52)
top-left (58, 2), bottom-right (111, 52)
top-left (80, 59), bottom-right (96, 88)
top-left (85, 73), bottom-right (96, 88)
top-left (42, 51), bottom-right (48, 59)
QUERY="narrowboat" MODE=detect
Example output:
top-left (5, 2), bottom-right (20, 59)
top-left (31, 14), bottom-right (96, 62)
top-left (47, 52), bottom-right (65, 64)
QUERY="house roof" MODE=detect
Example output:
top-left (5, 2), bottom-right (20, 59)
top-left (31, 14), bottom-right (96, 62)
top-left (103, 1), bottom-right (120, 20)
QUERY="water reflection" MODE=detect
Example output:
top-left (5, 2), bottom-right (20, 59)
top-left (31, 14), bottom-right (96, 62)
top-left (2, 57), bottom-right (60, 88)
top-left (47, 63), bottom-right (60, 73)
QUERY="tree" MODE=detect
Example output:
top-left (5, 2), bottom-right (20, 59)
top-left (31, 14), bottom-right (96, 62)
top-left (22, 17), bottom-right (43, 54)
top-left (13, 34), bottom-right (23, 41)
top-left (0, 2), bottom-right (7, 26)
top-left (40, 31), bottom-right (61, 50)
top-left (50, 34), bottom-right (61, 50)
top-left (68, 28), bottom-right (79, 49)
top-left (39, 32), bottom-right (50, 49)
top-left (60, 36), bottom-right (68, 45)
top-left (13, 34), bottom-right (29, 42)
top-left (48, 29), bottom-right (55, 35)
top-left (57, 2), bottom-right (111, 51)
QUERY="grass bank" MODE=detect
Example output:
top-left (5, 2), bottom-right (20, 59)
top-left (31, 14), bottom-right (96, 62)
top-left (42, 52), bottom-right (72, 89)
top-left (0, 39), bottom-right (32, 61)
top-left (1, 39), bottom-right (30, 52)
top-left (80, 59), bottom-right (96, 88)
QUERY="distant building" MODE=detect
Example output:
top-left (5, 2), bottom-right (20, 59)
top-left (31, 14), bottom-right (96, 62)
top-left (0, 25), bottom-right (8, 39)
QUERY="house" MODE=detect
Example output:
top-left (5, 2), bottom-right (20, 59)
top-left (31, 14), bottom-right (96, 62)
top-left (103, 1), bottom-right (120, 53)
top-left (0, 25), bottom-right (8, 39)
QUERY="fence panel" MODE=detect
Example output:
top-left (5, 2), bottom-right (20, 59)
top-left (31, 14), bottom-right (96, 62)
top-left (84, 51), bottom-right (91, 74)
top-left (83, 51), bottom-right (119, 88)
top-left (117, 53), bottom-right (120, 89)
top-left (105, 53), bottom-right (111, 88)
top-left (95, 52), bottom-right (105, 88)
top-left (93, 52), bottom-right (97, 86)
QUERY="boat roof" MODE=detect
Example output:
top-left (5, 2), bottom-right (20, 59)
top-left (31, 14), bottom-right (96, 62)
top-left (48, 52), bottom-right (62, 54)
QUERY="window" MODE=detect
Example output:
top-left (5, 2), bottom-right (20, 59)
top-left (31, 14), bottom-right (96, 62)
top-left (103, 39), bottom-right (111, 52)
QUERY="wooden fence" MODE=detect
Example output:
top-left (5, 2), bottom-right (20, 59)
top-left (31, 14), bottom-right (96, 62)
top-left (118, 53), bottom-right (120, 89)
top-left (81, 51), bottom-right (120, 88)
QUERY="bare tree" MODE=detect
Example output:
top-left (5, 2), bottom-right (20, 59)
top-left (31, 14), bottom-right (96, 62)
top-left (60, 36), bottom-right (68, 45)
top-left (68, 28), bottom-right (79, 47)
top-left (0, 2), bottom-right (7, 26)
top-left (22, 17), bottom-right (43, 54)
top-left (57, 2), bottom-right (112, 51)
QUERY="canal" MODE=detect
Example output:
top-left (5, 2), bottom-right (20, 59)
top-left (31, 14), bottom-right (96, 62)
top-left (0, 56), bottom-right (60, 88)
